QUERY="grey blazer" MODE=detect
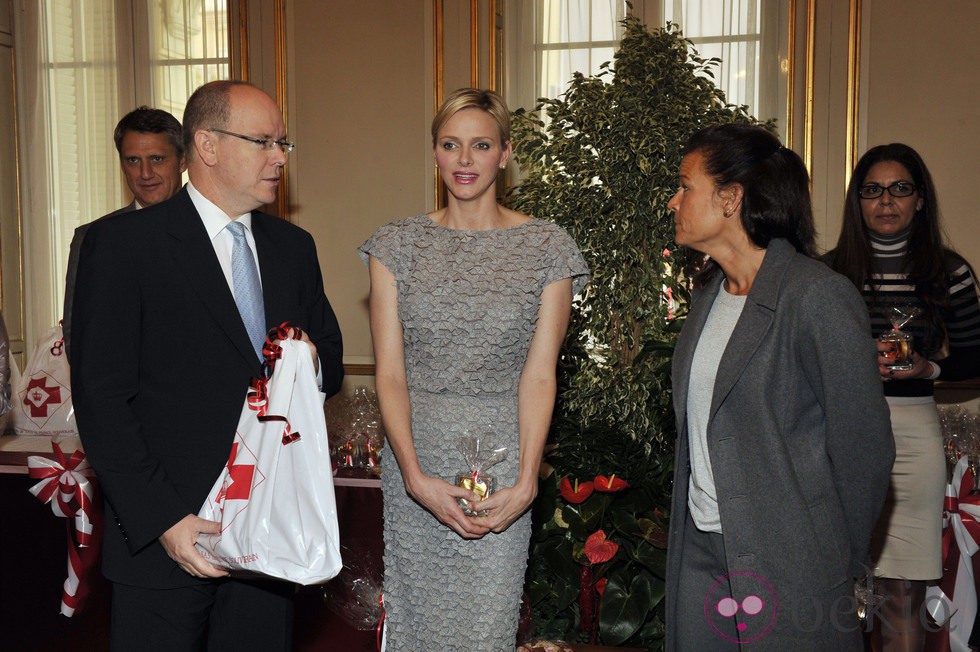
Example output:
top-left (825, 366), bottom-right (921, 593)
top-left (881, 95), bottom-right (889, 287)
top-left (665, 239), bottom-right (894, 651)
top-left (63, 201), bottom-right (136, 357)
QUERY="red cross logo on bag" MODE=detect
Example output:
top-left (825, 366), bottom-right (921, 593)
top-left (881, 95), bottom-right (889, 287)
top-left (215, 443), bottom-right (258, 504)
top-left (23, 377), bottom-right (63, 418)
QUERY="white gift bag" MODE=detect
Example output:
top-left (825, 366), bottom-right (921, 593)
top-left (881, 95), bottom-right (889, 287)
top-left (12, 323), bottom-right (79, 438)
top-left (196, 334), bottom-right (342, 585)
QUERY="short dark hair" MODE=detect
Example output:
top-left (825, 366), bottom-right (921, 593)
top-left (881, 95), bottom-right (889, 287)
top-left (683, 123), bottom-right (815, 257)
top-left (113, 106), bottom-right (183, 159)
top-left (182, 80), bottom-right (251, 159)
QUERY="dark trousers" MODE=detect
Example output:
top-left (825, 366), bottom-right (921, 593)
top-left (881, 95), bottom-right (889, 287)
top-left (674, 514), bottom-right (740, 651)
top-left (110, 578), bottom-right (294, 651)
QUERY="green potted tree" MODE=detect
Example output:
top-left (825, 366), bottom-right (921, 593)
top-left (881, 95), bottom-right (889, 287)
top-left (509, 17), bottom-right (770, 650)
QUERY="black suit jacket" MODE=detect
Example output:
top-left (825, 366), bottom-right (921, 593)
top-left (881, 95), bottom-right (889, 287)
top-left (70, 188), bottom-right (343, 588)
top-left (63, 201), bottom-right (137, 357)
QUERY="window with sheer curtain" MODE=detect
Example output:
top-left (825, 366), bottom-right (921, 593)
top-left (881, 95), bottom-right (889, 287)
top-left (506, 1), bottom-right (788, 138)
top-left (664, 0), bottom-right (790, 138)
top-left (18, 0), bottom-right (229, 329)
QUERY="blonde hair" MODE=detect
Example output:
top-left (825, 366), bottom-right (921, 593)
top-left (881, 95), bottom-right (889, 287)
top-left (431, 88), bottom-right (510, 145)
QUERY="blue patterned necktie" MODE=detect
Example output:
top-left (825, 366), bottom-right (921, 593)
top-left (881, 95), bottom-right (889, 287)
top-left (227, 220), bottom-right (266, 360)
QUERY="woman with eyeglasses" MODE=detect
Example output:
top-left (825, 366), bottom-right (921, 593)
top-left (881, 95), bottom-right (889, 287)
top-left (825, 143), bottom-right (980, 651)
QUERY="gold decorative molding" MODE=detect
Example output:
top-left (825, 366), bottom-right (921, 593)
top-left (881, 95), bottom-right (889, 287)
top-left (236, 0), bottom-right (249, 81)
top-left (433, 0), bottom-right (444, 208)
top-left (845, 0), bottom-right (862, 188)
top-left (802, 0), bottom-right (816, 176)
top-left (785, 0), bottom-right (796, 149)
top-left (274, 0), bottom-right (290, 220)
top-left (434, 0), bottom-right (444, 108)
top-left (488, 0), bottom-right (498, 91)
top-left (345, 363), bottom-right (376, 377)
top-left (470, 0), bottom-right (479, 86)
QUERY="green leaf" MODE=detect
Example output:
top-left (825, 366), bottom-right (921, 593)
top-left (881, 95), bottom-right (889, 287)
top-left (598, 571), bottom-right (659, 645)
top-left (633, 542), bottom-right (669, 578)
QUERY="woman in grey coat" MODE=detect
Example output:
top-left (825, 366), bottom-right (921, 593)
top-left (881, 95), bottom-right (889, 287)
top-left (664, 124), bottom-right (895, 651)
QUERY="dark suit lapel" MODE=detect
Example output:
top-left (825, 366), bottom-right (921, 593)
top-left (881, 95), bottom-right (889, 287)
top-left (709, 240), bottom-right (792, 420)
top-left (164, 190), bottom-right (259, 367)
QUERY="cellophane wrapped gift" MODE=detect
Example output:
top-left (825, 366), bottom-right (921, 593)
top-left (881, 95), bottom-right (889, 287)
top-left (940, 404), bottom-right (980, 466)
top-left (328, 386), bottom-right (384, 473)
top-left (323, 543), bottom-right (384, 631)
top-left (196, 332), bottom-right (341, 585)
top-left (454, 435), bottom-right (507, 516)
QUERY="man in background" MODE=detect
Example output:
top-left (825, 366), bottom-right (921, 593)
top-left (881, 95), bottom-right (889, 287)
top-left (71, 80), bottom-right (343, 650)
top-left (63, 106), bottom-right (185, 355)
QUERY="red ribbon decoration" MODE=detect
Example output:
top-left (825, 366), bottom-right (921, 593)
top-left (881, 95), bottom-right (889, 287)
top-left (27, 442), bottom-right (102, 617)
top-left (246, 322), bottom-right (303, 445)
top-left (376, 594), bottom-right (385, 652)
top-left (925, 461), bottom-right (980, 652)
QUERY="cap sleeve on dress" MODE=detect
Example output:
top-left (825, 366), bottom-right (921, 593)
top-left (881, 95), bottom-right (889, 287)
top-left (543, 225), bottom-right (590, 295)
top-left (357, 221), bottom-right (405, 279)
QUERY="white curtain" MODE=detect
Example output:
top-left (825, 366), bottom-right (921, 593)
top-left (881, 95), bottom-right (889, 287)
top-left (12, 0), bottom-right (228, 340)
top-left (537, 0), bottom-right (625, 99)
top-left (13, 0), bottom-right (125, 334)
top-left (146, 0), bottom-right (228, 116)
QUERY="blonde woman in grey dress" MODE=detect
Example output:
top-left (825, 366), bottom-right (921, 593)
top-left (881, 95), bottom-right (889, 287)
top-left (359, 88), bottom-right (588, 651)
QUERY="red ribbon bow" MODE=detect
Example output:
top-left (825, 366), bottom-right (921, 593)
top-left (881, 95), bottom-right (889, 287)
top-left (941, 471), bottom-right (980, 566)
top-left (27, 442), bottom-right (102, 617)
top-left (925, 457), bottom-right (980, 651)
top-left (247, 322), bottom-right (303, 445)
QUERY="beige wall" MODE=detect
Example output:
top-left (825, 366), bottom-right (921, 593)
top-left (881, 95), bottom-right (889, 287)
top-left (286, 0), bottom-right (434, 366)
top-left (860, 0), bottom-right (980, 264)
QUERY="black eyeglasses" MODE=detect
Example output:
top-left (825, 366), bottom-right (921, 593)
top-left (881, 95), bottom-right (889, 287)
top-left (208, 128), bottom-right (295, 154)
top-left (858, 181), bottom-right (916, 200)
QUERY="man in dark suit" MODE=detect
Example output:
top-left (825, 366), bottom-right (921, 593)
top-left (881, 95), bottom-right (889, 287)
top-left (70, 81), bottom-right (344, 650)
top-left (63, 106), bottom-right (185, 355)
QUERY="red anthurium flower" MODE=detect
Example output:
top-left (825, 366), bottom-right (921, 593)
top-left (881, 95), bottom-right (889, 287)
top-left (560, 477), bottom-right (594, 504)
top-left (584, 529), bottom-right (619, 564)
top-left (595, 577), bottom-right (608, 596)
top-left (594, 474), bottom-right (629, 492)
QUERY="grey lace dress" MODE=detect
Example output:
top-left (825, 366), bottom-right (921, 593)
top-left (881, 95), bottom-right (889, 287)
top-left (359, 214), bottom-right (589, 651)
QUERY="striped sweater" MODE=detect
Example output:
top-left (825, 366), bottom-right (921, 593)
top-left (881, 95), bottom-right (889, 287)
top-left (862, 231), bottom-right (980, 397)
